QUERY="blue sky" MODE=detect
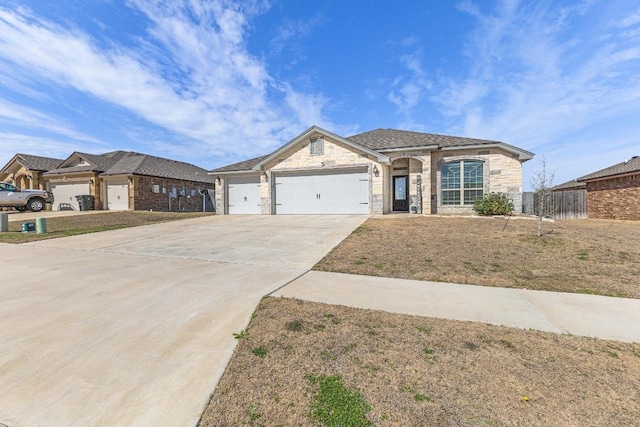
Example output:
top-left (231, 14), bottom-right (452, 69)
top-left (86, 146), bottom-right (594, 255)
top-left (0, 0), bottom-right (639, 189)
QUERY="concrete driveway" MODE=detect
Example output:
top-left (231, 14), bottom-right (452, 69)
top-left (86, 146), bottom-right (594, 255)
top-left (0, 215), bottom-right (366, 427)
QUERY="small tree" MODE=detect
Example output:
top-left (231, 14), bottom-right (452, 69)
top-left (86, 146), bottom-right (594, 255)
top-left (530, 156), bottom-right (555, 237)
top-left (473, 193), bottom-right (514, 216)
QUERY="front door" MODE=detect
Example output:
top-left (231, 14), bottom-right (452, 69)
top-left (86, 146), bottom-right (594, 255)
top-left (393, 176), bottom-right (409, 211)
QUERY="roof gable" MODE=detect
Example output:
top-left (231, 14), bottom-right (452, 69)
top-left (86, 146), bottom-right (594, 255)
top-left (253, 126), bottom-right (390, 171)
top-left (1, 153), bottom-right (64, 174)
top-left (577, 156), bottom-right (640, 182)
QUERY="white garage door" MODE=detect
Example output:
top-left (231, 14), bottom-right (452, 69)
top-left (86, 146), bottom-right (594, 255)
top-left (274, 168), bottom-right (370, 214)
top-left (107, 180), bottom-right (129, 210)
top-left (50, 182), bottom-right (90, 211)
top-left (227, 175), bottom-right (261, 214)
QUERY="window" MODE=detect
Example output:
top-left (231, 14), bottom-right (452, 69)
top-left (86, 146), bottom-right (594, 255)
top-left (0, 183), bottom-right (16, 191)
top-left (441, 160), bottom-right (484, 205)
top-left (310, 137), bottom-right (324, 155)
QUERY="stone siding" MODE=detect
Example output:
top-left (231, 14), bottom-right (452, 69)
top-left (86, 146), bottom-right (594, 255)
top-left (586, 174), bottom-right (640, 220)
top-left (431, 149), bottom-right (523, 214)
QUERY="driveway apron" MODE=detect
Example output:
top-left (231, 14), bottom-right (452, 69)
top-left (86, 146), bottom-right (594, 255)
top-left (0, 215), bottom-right (366, 427)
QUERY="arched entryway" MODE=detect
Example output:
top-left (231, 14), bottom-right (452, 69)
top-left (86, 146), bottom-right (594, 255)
top-left (389, 157), bottom-right (425, 213)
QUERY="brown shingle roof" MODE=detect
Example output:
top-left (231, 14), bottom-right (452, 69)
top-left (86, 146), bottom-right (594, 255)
top-left (577, 156), bottom-right (640, 181)
top-left (347, 128), bottom-right (503, 150)
top-left (15, 154), bottom-right (64, 171)
top-left (44, 151), bottom-right (214, 183)
top-left (209, 155), bottom-right (269, 173)
top-left (102, 153), bottom-right (215, 183)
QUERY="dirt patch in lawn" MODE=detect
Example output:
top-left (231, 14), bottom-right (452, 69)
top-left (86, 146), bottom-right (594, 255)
top-left (314, 217), bottom-right (640, 298)
top-left (200, 297), bottom-right (640, 426)
top-left (0, 211), bottom-right (213, 243)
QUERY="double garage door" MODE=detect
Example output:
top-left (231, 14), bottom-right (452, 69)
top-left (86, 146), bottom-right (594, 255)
top-left (227, 169), bottom-right (370, 214)
top-left (274, 168), bottom-right (369, 214)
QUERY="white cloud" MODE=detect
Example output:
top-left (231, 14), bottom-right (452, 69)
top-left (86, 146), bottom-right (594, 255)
top-left (0, 132), bottom-right (80, 163)
top-left (388, 51), bottom-right (432, 115)
top-left (0, 1), bottom-right (335, 164)
top-left (429, 0), bottom-right (640, 155)
top-left (0, 98), bottom-right (104, 145)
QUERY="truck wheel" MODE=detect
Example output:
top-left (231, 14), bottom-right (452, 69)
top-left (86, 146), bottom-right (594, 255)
top-left (27, 197), bottom-right (45, 212)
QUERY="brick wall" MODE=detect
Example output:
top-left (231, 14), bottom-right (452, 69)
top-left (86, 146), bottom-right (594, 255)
top-left (132, 176), bottom-right (214, 212)
top-left (586, 174), bottom-right (640, 220)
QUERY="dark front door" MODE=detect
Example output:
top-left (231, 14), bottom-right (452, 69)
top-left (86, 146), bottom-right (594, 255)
top-left (393, 176), bottom-right (409, 211)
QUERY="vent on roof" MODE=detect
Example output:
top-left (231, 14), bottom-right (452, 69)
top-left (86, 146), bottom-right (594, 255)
top-left (477, 150), bottom-right (490, 155)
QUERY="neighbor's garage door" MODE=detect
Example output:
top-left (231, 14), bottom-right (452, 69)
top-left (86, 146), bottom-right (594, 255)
top-left (227, 175), bottom-right (261, 214)
top-left (274, 168), bottom-right (369, 214)
top-left (107, 180), bottom-right (129, 210)
top-left (50, 182), bottom-right (90, 211)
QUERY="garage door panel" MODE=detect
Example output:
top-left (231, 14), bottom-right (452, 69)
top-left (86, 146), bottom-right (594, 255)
top-left (228, 175), bottom-right (261, 214)
top-left (107, 180), bottom-right (129, 210)
top-left (50, 183), bottom-right (90, 211)
top-left (275, 168), bottom-right (369, 215)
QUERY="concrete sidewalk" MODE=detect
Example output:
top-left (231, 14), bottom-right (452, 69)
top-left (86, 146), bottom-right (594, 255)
top-left (276, 271), bottom-right (640, 343)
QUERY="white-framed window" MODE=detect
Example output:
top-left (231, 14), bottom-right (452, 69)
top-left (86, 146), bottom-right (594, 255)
top-left (310, 137), bottom-right (324, 155)
top-left (442, 160), bottom-right (484, 205)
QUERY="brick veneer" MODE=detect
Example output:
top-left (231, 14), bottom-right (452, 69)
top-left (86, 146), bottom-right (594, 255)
top-left (586, 174), bottom-right (640, 220)
top-left (132, 176), bottom-right (213, 212)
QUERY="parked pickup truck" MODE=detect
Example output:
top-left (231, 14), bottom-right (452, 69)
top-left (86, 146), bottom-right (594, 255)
top-left (0, 182), bottom-right (54, 212)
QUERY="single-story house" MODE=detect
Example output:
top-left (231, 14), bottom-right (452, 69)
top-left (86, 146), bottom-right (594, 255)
top-left (576, 155), bottom-right (640, 220)
top-left (3, 150), bottom-right (216, 211)
top-left (0, 153), bottom-right (64, 191)
top-left (209, 126), bottom-right (534, 215)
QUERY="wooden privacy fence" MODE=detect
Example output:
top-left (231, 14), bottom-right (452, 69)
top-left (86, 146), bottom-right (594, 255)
top-left (522, 190), bottom-right (587, 220)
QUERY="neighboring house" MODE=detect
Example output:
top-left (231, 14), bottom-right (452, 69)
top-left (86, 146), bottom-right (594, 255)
top-left (209, 125), bottom-right (534, 215)
top-left (0, 153), bottom-right (64, 191)
top-left (576, 155), bottom-right (640, 220)
top-left (0, 150), bottom-right (215, 212)
top-left (41, 150), bottom-right (215, 211)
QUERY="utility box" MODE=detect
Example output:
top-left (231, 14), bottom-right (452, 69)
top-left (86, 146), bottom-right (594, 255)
top-left (22, 222), bottom-right (36, 232)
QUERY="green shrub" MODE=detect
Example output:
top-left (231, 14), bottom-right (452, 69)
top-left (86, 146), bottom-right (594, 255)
top-left (473, 193), bottom-right (514, 216)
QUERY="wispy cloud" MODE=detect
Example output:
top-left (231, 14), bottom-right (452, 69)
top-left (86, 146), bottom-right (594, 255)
top-left (0, 132), bottom-right (80, 161)
top-left (0, 1), bottom-right (334, 165)
top-left (0, 98), bottom-right (104, 144)
top-left (387, 50), bottom-right (432, 116)
top-left (428, 0), bottom-right (640, 155)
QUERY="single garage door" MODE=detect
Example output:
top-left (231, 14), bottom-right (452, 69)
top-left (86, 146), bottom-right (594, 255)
top-left (107, 180), bottom-right (129, 210)
top-left (50, 182), bottom-right (90, 211)
top-left (274, 168), bottom-right (369, 214)
top-left (227, 175), bottom-right (261, 214)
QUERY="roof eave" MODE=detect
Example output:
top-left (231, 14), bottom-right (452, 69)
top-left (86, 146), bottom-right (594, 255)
top-left (252, 125), bottom-right (390, 171)
top-left (209, 169), bottom-right (260, 175)
top-left (440, 143), bottom-right (534, 161)
top-left (377, 145), bottom-right (440, 153)
top-left (577, 170), bottom-right (640, 183)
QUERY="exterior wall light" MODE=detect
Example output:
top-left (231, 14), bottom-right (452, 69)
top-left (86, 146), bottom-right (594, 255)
top-left (372, 165), bottom-right (379, 176)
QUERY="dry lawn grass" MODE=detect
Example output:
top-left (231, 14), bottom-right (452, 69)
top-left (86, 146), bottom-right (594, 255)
top-left (0, 211), bottom-right (213, 243)
top-left (200, 297), bottom-right (640, 427)
top-left (314, 217), bottom-right (640, 298)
